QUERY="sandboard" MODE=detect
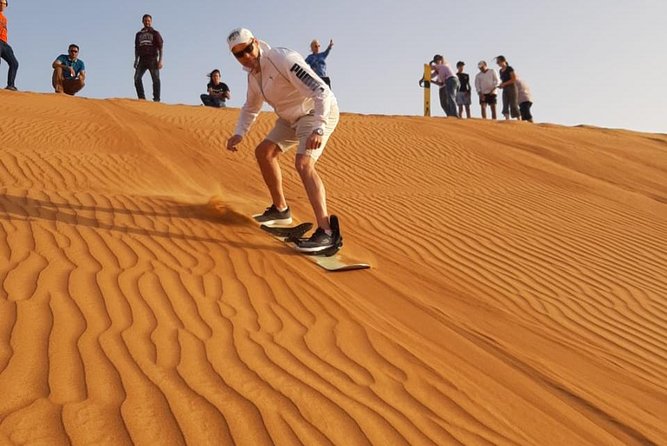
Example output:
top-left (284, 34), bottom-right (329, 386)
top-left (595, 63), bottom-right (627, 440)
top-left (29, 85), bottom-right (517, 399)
top-left (260, 217), bottom-right (370, 272)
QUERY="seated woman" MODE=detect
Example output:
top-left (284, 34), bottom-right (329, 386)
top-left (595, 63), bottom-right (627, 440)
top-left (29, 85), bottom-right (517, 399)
top-left (200, 69), bottom-right (230, 107)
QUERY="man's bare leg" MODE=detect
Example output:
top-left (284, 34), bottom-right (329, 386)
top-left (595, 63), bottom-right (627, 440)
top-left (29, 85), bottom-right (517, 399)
top-left (52, 67), bottom-right (64, 93)
top-left (295, 154), bottom-right (330, 231)
top-left (255, 140), bottom-right (287, 210)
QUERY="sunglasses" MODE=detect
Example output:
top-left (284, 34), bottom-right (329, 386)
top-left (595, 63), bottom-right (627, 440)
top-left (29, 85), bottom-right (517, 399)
top-left (233, 42), bottom-right (254, 59)
top-left (69, 49), bottom-right (79, 53)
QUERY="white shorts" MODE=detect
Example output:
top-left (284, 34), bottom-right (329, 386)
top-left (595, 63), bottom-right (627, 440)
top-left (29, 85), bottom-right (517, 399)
top-left (265, 103), bottom-right (339, 161)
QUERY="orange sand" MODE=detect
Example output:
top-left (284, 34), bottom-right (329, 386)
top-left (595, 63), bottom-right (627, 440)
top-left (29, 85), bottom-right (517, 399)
top-left (0, 90), bottom-right (666, 445)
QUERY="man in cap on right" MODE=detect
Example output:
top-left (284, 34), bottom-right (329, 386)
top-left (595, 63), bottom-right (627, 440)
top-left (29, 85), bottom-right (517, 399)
top-left (225, 28), bottom-right (342, 253)
top-left (474, 60), bottom-right (499, 119)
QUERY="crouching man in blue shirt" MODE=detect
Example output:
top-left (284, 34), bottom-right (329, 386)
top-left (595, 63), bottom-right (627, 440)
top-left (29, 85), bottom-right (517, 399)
top-left (52, 44), bottom-right (85, 95)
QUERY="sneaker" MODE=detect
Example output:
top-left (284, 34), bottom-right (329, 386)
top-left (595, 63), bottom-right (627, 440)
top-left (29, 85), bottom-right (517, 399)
top-left (5, 86), bottom-right (17, 91)
top-left (295, 227), bottom-right (334, 252)
top-left (254, 204), bottom-right (292, 225)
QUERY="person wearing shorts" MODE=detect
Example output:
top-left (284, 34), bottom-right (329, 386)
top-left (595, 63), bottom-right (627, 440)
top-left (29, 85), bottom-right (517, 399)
top-left (226, 28), bottom-right (340, 252)
top-left (455, 61), bottom-right (471, 118)
top-left (51, 44), bottom-right (86, 95)
top-left (474, 60), bottom-right (499, 119)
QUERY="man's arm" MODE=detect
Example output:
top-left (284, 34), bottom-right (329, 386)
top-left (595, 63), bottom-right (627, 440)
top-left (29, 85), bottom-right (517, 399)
top-left (227, 79), bottom-right (263, 152)
top-left (134, 33), bottom-right (140, 68)
top-left (156, 31), bottom-right (164, 69)
top-left (321, 39), bottom-right (333, 58)
top-left (52, 55), bottom-right (75, 77)
top-left (492, 70), bottom-right (500, 90)
top-left (279, 50), bottom-right (332, 131)
top-left (233, 75), bottom-right (264, 137)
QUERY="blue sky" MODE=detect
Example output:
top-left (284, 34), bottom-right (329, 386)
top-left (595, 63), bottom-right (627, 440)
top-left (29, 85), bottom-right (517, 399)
top-left (5, 0), bottom-right (667, 134)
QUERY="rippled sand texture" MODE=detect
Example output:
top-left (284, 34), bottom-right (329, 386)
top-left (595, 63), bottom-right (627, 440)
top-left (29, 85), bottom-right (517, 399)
top-left (1, 91), bottom-right (666, 445)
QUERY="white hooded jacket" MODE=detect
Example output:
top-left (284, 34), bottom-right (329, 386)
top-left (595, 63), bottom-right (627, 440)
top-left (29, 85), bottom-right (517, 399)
top-left (234, 41), bottom-right (337, 136)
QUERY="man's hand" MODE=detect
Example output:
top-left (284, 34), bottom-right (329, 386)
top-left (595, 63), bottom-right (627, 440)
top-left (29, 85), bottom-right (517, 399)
top-left (68, 67), bottom-right (75, 77)
top-left (227, 134), bottom-right (243, 152)
top-left (133, 59), bottom-right (139, 69)
top-left (158, 60), bottom-right (164, 70)
top-left (306, 131), bottom-right (323, 150)
top-left (328, 39), bottom-right (334, 49)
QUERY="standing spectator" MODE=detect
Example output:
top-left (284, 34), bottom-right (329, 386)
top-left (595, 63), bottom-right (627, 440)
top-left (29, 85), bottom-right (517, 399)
top-left (474, 61), bottom-right (499, 119)
top-left (515, 78), bottom-right (533, 122)
top-left (225, 28), bottom-right (340, 252)
top-left (134, 14), bottom-right (164, 102)
top-left (496, 55), bottom-right (519, 120)
top-left (431, 54), bottom-right (460, 118)
top-left (305, 38), bottom-right (333, 88)
top-left (455, 61), bottom-right (471, 119)
top-left (200, 69), bottom-right (230, 108)
top-left (0, 0), bottom-right (18, 91)
top-left (51, 44), bottom-right (86, 96)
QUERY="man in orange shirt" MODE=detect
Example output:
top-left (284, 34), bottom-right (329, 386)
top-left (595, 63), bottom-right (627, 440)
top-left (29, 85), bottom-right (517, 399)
top-left (0, 0), bottom-right (18, 91)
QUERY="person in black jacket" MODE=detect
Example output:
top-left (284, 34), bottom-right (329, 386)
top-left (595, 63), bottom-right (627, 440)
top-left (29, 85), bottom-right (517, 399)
top-left (134, 14), bottom-right (163, 102)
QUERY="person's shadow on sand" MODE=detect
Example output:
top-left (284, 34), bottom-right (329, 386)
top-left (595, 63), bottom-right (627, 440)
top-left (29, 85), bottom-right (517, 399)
top-left (0, 193), bottom-right (269, 249)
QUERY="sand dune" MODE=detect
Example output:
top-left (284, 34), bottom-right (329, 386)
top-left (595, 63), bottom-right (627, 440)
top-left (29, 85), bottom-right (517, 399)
top-left (0, 90), bottom-right (665, 445)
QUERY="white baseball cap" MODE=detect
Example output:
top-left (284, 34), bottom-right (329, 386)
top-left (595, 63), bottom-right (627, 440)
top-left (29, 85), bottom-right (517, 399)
top-left (227, 28), bottom-right (254, 51)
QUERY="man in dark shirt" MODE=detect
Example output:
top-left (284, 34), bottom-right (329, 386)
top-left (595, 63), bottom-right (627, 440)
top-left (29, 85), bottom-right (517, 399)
top-left (134, 14), bottom-right (163, 102)
top-left (455, 61), bottom-right (471, 119)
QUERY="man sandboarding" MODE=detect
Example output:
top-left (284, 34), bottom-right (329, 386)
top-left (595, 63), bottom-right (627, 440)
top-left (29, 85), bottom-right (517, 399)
top-left (225, 28), bottom-right (340, 254)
